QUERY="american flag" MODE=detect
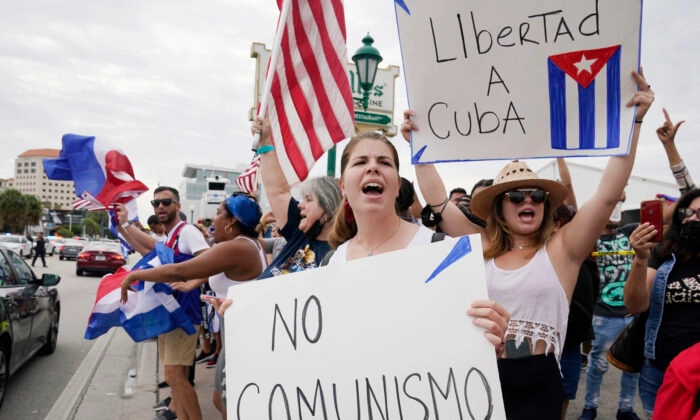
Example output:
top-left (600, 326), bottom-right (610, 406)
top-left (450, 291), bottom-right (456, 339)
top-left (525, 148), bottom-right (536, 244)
top-left (261, 0), bottom-right (355, 184)
top-left (236, 154), bottom-right (261, 194)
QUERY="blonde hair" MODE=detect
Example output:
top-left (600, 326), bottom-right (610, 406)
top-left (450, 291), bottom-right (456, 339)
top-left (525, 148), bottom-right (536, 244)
top-left (328, 132), bottom-right (400, 249)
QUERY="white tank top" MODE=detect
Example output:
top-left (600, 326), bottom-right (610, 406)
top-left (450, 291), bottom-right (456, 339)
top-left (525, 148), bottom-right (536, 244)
top-left (485, 245), bottom-right (569, 359)
top-left (208, 236), bottom-right (267, 297)
top-left (328, 226), bottom-right (435, 264)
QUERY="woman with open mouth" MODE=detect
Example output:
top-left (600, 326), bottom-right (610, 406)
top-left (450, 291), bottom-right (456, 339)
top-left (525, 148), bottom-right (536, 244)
top-left (402, 68), bottom-right (654, 419)
top-left (252, 117), bottom-right (343, 279)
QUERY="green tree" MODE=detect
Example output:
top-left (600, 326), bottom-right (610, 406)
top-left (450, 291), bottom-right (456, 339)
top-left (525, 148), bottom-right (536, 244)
top-left (55, 227), bottom-right (74, 238)
top-left (0, 189), bottom-right (44, 233)
top-left (82, 218), bottom-right (101, 238)
top-left (24, 195), bottom-right (42, 227)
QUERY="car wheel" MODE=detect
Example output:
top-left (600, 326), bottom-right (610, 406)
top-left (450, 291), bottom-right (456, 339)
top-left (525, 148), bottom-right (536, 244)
top-left (76, 268), bottom-right (83, 276)
top-left (39, 309), bottom-right (59, 355)
top-left (59, 256), bottom-right (64, 261)
top-left (0, 343), bottom-right (8, 409)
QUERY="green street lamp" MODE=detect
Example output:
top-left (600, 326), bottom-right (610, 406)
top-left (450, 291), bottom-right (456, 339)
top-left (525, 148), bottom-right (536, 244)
top-left (352, 33), bottom-right (383, 111)
top-left (328, 34), bottom-right (384, 177)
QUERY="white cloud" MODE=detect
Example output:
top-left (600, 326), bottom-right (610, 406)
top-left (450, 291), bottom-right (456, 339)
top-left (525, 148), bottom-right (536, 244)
top-left (1, 0), bottom-right (698, 221)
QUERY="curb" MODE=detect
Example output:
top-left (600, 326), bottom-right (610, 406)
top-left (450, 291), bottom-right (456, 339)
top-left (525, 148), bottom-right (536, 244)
top-left (44, 329), bottom-right (116, 420)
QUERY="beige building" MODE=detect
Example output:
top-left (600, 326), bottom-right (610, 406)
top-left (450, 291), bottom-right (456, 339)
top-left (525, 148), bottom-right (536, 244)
top-left (12, 149), bottom-right (76, 210)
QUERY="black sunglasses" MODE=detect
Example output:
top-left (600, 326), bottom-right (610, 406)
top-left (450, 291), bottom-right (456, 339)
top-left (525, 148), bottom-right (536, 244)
top-left (151, 198), bottom-right (176, 207)
top-left (503, 188), bottom-right (549, 204)
top-left (678, 207), bottom-right (700, 220)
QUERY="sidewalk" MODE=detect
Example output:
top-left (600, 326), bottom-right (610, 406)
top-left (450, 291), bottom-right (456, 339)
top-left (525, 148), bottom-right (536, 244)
top-left (45, 328), bottom-right (220, 420)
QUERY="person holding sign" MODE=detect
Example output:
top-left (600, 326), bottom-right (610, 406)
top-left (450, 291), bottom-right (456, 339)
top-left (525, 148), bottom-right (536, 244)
top-left (323, 131), bottom-right (510, 348)
top-left (403, 69), bottom-right (654, 419)
top-left (121, 192), bottom-right (267, 419)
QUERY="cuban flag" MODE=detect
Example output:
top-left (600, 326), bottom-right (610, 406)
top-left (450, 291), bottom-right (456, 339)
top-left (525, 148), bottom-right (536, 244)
top-left (43, 134), bottom-right (149, 210)
top-left (84, 243), bottom-right (196, 342)
top-left (548, 45), bottom-right (621, 150)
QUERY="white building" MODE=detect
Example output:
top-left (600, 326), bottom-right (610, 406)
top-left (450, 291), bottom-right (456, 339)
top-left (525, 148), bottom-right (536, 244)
top-left (12, 149), bottom-right (77, 209)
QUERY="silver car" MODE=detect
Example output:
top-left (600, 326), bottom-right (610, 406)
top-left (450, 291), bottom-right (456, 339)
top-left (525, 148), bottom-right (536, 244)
top-left (58, 239), bottom-right (84, 261)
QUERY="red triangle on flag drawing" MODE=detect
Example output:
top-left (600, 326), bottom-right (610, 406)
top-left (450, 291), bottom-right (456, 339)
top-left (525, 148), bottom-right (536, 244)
top-left (548, 45), bottom-right (620, 89)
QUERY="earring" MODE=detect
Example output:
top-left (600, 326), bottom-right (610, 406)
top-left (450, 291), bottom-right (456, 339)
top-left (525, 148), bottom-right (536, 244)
top-left (224, 225), bottom-right (233, 234)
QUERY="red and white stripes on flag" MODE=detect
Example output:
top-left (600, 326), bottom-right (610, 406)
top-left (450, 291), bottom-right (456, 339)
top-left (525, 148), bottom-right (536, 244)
top-left (263, 0), bottom-right (355, 185)
top-left (236, 154), bottom-right (261, 194)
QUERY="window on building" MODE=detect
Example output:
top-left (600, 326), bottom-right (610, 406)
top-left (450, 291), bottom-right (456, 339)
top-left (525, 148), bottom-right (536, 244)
top-left (31, 162), bottom-right (36, 166)
top-left (31, 169), bottom-right (35, 173)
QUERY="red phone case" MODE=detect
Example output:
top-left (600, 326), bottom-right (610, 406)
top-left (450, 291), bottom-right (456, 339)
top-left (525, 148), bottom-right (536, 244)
top-left (640, 200), bottom-right (663, 242)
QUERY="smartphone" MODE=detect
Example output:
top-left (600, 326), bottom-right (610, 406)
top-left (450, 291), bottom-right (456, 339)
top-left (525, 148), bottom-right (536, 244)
top-left (640, 199), bottom-right (663, 242)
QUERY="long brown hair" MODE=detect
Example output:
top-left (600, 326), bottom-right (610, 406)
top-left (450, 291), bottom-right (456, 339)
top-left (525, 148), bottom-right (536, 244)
top-left (483, 194), bottom-right (555, 259)
top-left (328, 132), bottom-right (400, 249)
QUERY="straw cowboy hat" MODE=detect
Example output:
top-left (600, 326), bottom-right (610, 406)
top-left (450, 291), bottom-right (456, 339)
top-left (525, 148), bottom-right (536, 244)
top-left (470, 160), bottom-right (569, 221)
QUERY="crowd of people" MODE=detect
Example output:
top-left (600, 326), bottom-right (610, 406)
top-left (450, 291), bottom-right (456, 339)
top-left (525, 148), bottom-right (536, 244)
top-left (110, 65), bottom-right (700, 420)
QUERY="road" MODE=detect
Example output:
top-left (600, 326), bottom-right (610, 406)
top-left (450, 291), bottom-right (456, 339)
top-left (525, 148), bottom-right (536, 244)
top-left (0, 252), bottom-right (131, 419)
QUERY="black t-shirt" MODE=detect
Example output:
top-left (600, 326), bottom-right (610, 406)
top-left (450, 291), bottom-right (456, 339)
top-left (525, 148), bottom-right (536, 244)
top-left (649, 257), bottom-right (700, 371)
top-left (257, 197), bottom-right (330, 279)
top-left (594, 224), bottom-right (637, 317)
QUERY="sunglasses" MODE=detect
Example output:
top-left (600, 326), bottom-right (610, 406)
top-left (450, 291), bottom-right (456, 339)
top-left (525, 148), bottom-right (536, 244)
top-left (151, 198), bottom-right (176, 207)
top-left (503, 188), bottom-right (549, 204)
top-left (678, 207), bottom-right (700, 220)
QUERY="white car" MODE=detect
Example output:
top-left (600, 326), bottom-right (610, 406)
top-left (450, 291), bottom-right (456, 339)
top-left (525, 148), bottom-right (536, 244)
top-left (0, 235), bottom-right (33, 258)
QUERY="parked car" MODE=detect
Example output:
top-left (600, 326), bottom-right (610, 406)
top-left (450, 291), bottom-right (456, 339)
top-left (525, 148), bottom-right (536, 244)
top-left (58, 239), bottom-right (84, 261)
top-left (76, 242), bottom-right (128, 276)
top-left (0, 247), bottom-right (61, 408)
top-left (0, 235), bottom-right (33, 259)
top-left (42, 236), bottom-right (59, 256)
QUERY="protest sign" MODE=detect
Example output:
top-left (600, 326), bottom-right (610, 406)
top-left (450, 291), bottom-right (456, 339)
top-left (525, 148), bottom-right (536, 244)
top-left (395, 0), bottom-right (642, 164)
top-left (225, 235), bottom-right (506, 419)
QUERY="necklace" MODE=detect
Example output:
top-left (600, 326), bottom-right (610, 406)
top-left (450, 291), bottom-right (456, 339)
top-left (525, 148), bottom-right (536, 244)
top-left (356, 219), bottom-right (402, 256)
top-left (511, 243), bottom-right (534, 251)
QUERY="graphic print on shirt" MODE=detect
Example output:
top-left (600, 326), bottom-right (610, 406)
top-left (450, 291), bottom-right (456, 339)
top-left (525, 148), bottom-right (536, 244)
top-left (666, 275), bottom-right (700, 304)
top-left (270, 245), bottom-right (317, 276)
top-left (596, 233), bottom-right (634, 307)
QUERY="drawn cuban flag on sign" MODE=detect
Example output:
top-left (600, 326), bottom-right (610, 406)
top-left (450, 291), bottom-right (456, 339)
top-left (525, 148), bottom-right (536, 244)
top-left (548, 45), bottom-right (622, 150)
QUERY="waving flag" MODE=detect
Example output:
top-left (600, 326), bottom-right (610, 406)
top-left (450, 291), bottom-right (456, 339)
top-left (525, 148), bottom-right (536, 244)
top-left (261, 0), bottom-right (355, 185)
top-left (235, 154), bottom-right (261, 194)
top-left (84, 243), bottom-right (196, 342)
top-left (548, 45), bottom-right (622, 151)
top-left (43, 134), bottom-right (148, 210)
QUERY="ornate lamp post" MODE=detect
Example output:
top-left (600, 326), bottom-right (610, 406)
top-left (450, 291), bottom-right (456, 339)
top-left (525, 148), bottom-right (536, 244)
top-left (327, 34), bottom-right (383, 177)
top-left (352, 33), bottom-right (383, 111)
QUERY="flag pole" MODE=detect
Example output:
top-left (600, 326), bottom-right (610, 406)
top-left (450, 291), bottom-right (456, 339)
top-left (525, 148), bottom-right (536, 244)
top-left (250, 0), bottom-right (292, 151)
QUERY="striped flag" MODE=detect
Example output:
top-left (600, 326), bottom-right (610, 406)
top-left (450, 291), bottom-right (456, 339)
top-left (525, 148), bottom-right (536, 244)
top-left (547, 45), bottom-right (621, 151)
top-left (43, 134), bottom-right (148, 209)
top-left (263, 0), bottom-right (355, 184)
top-left (84, 243), bottom-right (196, 342)
top-left (235, 154), bottom-right (261, 194)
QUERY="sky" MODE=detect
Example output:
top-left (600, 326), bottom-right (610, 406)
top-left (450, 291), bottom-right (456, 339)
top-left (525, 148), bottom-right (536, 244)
top-left (1, 0), bottom-right (699, 222)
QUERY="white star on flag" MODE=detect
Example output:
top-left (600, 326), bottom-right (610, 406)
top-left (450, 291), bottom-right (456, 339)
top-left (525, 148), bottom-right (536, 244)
top-left (574, 55), bottom-right (597, 75)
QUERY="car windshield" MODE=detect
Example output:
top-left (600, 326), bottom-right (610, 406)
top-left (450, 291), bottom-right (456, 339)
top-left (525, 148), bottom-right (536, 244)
top-left (83, 242), bottom-right (122, 253)
top-left (0, 236), bottom-right (20, 243)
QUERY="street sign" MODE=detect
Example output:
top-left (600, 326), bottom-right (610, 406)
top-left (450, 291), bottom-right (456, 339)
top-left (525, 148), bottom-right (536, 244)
top-left (354, 111), bottom-right (391, 126)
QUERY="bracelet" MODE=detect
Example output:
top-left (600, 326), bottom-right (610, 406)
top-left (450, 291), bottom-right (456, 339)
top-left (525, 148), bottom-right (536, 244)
top-left (429, 197), bottom-right (449, 209)
top-left (257, 145), bottom-right (275, 155)
top-left (495, 341), bottom-right (506, 357)
top-left (121, 222), bottom-right (130, 229)
top-left (634, 120), bottom-right (643, 124)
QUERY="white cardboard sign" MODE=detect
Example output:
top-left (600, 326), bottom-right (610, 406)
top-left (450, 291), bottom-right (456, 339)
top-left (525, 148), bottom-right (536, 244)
top-left (225, 235), bottom-right (506, 419)
top-left (395, 0), bottom-right (642, 164)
